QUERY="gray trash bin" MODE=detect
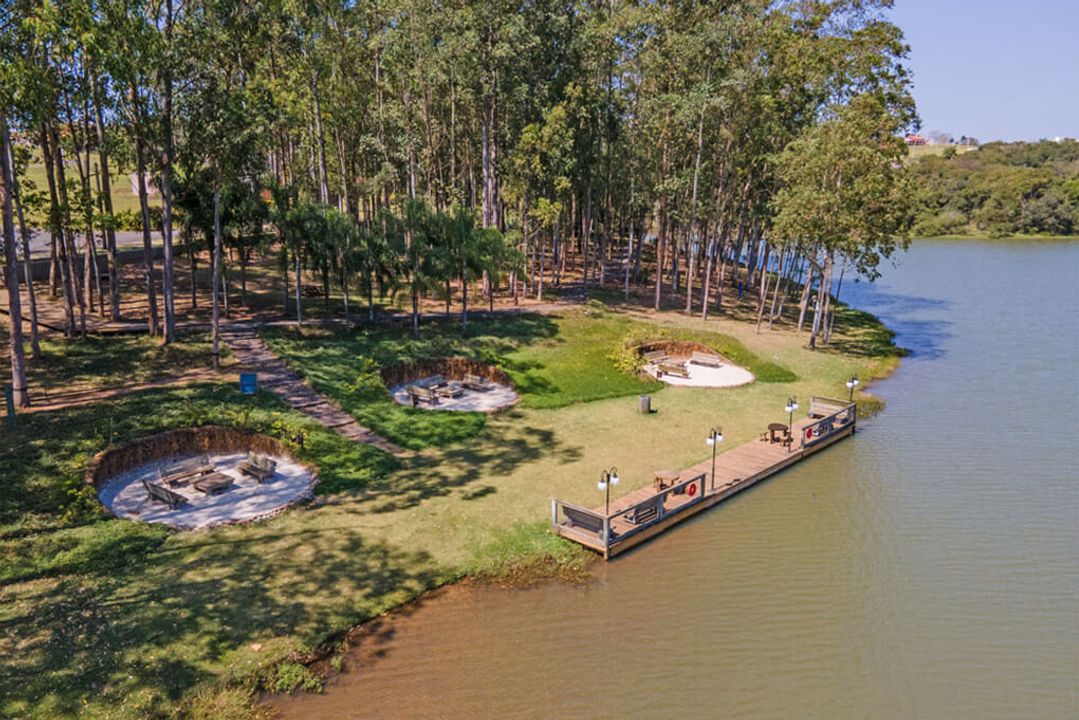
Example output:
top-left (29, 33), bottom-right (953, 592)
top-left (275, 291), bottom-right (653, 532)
top-left (639, 395), bottom-right (651, 414)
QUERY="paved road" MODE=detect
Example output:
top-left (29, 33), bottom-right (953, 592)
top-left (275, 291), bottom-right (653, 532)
top-left (25, 228), bottom-right (160, 258)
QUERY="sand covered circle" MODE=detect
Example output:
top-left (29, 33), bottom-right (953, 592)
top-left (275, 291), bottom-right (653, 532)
top-left (88, 427), bottom-right (318, 531)
top-left (382, 357), bottom-right (519, 412)
top-left (638, 340), bottom-right (755, 388)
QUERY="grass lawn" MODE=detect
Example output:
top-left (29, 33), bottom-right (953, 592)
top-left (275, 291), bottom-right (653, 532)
top-left (0, 302), bottom-right (902, 719)
top-left (23, 333), bottom-right (227, 397)
top-left (260, 308), bottom-right (798, 449)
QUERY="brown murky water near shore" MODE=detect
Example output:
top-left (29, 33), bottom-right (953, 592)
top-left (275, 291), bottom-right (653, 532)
top-left (269, 241), bottom-right (1079, 719)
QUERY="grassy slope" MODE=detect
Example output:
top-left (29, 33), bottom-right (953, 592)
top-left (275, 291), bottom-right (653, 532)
top-left (0, 305), bottom-right (901, 719)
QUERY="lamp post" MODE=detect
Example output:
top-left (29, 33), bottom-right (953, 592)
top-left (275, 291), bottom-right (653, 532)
top-left (706, 427), bottom-right (724, 492)
top-left (846, 375), bottom-right (860, 402)
top-left (598, 466), bottom-right (620, 517)
top-left (785, 397), bottom-right (799, 435)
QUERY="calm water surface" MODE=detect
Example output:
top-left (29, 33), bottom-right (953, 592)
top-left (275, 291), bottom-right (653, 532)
top-left (272, 240), bottom-right (1079, 719)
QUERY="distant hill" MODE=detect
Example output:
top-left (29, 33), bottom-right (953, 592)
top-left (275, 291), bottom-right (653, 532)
top-left (908, 139), bottom-right (1079, 237)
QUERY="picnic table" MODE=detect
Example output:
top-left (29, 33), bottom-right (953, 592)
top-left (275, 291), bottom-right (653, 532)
top-left (654, 469), bottom-right (680, 491)
top-left (767, 422), bottom-right (790, 443)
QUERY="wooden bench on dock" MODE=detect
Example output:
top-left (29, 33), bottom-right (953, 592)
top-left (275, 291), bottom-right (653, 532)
top-left (143, 478), bottom-right (186, 509)
top-left (689, 351), bottom-right (723, 368)
top-left (623, 496), bottom-right (662, 526)
top-left (563, 506), bottom-right (606, 535)
top-left (657, 362), bottom-right (689, 379)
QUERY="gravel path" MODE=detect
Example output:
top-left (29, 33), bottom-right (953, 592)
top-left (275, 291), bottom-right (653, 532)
top-left (221, 326), bottom-right (404, 455)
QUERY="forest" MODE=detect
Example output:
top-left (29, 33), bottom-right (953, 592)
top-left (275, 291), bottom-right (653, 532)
top-left (1, 0), bottom-right (917, 408)
top-left (908, 139), bottom-right (1079, 238)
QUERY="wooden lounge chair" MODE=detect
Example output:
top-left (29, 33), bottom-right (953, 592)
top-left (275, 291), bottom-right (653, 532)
top-left (462, 373), bottom-right (491, 391)
top-left (238, 453), bottom-right (277, 482)
top-left (562, 506), bottom-right (606, 534)
top-left (143, 478), bottom-right (186, 509)
top-left (689, 351), bottom-right (723, 368)
top-left (408, 385), bottom-right (439, 406)
top-left (657, 362), bottom-right (690, 379)
top-left (159, 455), bottom-right (214, 487)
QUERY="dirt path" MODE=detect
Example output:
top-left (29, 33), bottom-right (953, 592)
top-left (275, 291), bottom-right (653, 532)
top-left (220, 326), bottom-right (404, 456)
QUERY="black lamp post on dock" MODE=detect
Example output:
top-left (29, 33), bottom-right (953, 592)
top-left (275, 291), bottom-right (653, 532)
top-left (598, 467), bottom-right (620, 516)
top-left (785, 397), bottom-right (799, 439)
top-left (846, 375), bottom-right (859, 402)
top-left (706, 427), bottom-right (724, 492)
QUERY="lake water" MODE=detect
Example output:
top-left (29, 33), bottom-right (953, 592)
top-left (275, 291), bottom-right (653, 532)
top-left (270, 240), bottom-right (1079, 719)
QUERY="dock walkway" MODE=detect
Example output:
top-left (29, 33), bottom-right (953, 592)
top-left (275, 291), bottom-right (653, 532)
top-left (552, 397), bottom-right (857, 558)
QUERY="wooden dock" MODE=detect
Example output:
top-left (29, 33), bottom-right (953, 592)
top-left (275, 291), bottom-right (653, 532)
top-left (552, 397), bottom-right (857, 559)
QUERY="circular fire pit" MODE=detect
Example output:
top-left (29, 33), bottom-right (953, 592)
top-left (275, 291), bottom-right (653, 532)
top-left (638, 341), bottom-right (754, 388)
top-left (89, 426), bottom-right (318, 531)
top-left (382, 357), bottom-right (518, 413)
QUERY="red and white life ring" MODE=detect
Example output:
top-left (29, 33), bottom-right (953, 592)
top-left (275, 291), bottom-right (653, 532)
top-left (687, 483), bottom-right (698, 497)
top-left (805, 426), bottom-right (815, 439)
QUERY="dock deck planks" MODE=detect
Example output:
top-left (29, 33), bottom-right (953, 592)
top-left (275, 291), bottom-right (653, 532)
top-left (553, 408), bottom-right (856, 558)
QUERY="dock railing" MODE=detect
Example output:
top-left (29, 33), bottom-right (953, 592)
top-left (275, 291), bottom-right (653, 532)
top-left (801, 396), bottom-right (857, 449)
top-left (552, 472), bottom-right (708, 555)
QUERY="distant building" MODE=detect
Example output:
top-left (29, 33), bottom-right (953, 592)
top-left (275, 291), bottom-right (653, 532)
top-left (905, 134), bottom-right (927, 145)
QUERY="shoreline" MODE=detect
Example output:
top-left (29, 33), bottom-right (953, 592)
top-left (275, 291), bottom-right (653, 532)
top-left (251, 308), bottom-right (907, 716)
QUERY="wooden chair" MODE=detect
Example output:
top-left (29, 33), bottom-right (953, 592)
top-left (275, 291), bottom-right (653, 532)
top-left (238, 453), bottom-right (277, 482)
top-left (408, 385), bottom-right (439, 406)
top-left (143, 478), bottom-right (186, 509)
top-left (462, 373), bottom-right (491, 391)
top-left (435, 383), bottom-right (464, 399)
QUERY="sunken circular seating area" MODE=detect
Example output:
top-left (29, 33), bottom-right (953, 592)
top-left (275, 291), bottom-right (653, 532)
top-left (89, 426), bottom-right (318, 531)
top-left (383, 357), bottom-right (519, 412)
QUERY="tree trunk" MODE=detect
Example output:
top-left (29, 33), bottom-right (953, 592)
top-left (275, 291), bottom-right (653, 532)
top-left (9, 151), bottom-right (41, 360)
top-left (131, 86), bottom-right (159, 336)
top-left (211, 187), bottom-right (222, 370)
top-left (50, 126), bottom-right (86, 336)
top-left (91, 76), bottom-right (121, 320)
top-left (1, 111), bottom-right (30, 407)
top-left (160, 1), bottom-right (177, 343)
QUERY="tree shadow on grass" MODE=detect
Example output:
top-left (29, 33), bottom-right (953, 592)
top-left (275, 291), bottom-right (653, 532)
top-left (0, 524), bottom-right (443, 719)
top-left (357, 420), bottom-right (582, 514)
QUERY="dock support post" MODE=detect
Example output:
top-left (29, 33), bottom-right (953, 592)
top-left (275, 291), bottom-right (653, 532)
top-left (550, 498), bottom-right (558, 527)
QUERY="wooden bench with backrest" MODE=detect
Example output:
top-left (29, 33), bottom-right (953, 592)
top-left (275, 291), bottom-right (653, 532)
top-left (623, 496), bottom-right (662, 526)
top-left (238, 453), bottom-right (277, 482)
top-left (143, 478), bottom-right (186, 509)
top-left (159, 455), bottom-right (214, 487)
top-left (562, 506), bottom-right (606, 535)
top-left (408, 385), bottom-right (440, 406)
top-left (657, 362), bottom-right (690, 379)
top-left (434, 383), bottom-right (464, 399)
top-left (462, 373), bottom-right (491, 391)
top-left (689, 351), bottom-right (723, 368)
top-left (642, 350), bottom-right (670, 364)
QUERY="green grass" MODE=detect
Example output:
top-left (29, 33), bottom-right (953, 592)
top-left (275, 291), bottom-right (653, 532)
top-left (260, 309), bottom-right (795, 448)
top-left (0, 301), bottom-right (903, 719)
top-left (25, 333), bottom-right (225, 395)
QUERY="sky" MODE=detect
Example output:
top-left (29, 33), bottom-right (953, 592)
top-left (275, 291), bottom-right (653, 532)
top-left (888, 0), bottom-right (1079, 142)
